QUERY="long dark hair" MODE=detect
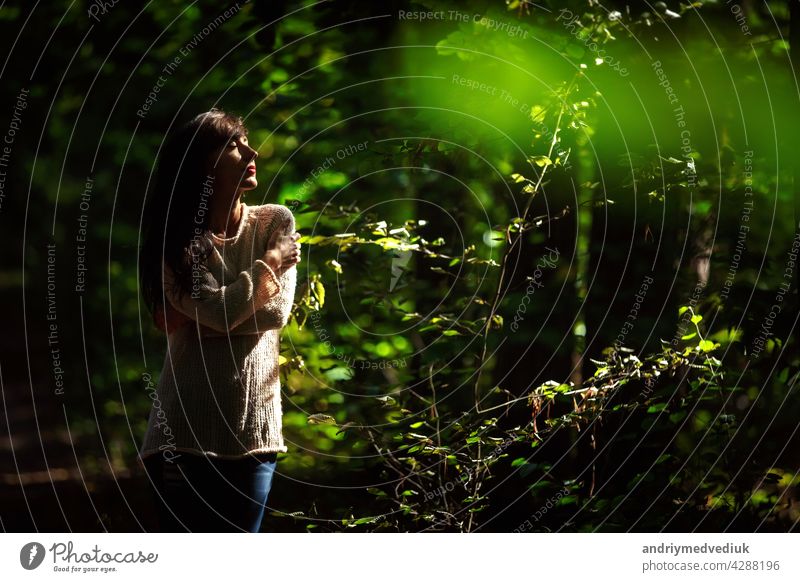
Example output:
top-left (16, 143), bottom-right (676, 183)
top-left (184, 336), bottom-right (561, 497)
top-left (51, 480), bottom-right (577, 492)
top-left (139, 108), bottom-right (248, 319)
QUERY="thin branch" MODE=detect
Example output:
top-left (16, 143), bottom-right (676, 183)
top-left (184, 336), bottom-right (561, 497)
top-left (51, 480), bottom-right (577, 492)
top-left (473, 76), bottom-right (579, 411)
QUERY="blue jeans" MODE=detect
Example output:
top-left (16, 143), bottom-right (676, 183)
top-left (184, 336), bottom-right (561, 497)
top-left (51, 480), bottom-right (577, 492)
top-left (143, 452), bottom-right (278, 532)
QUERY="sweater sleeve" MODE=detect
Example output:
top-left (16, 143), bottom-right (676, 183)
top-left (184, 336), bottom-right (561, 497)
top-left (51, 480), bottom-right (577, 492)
top-left (162, 257), bottom-right (283, 335)
top-left (223, 262), bottom-right (297, 334)
top-left (201, 204), bottom-right (297, 336)
top-left (203, 204), bottom-right (297, 336)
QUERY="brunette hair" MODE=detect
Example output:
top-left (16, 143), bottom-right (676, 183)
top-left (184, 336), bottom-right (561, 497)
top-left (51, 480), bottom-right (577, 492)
top-left (139, 108), bottom-right (248, 319)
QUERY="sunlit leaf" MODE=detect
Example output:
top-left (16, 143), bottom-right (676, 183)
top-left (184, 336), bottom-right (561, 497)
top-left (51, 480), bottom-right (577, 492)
top-left (308, 413), bottom-right (337, 425)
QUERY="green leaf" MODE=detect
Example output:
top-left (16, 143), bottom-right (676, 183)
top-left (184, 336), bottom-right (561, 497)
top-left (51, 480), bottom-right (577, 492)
top-left (313, 280), bottom-right (325, 307)
top-left (307, 413), bottom-right (337, 425)
top-left (376, 395), bottom-right (397, 407)
top-left (698, 340), bottom-right (717, 352)
top-left (530, 155), bottom-right (553, 167)
top-left (353, 516), bottom-right (381, 525)
top-left (668, 410), bottom-right (687, 424)
top-left (764, 472), bottom-right (782, 483)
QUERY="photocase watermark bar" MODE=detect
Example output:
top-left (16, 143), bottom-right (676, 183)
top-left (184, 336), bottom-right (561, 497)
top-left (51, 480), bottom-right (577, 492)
top-left (6, 533), bottom-right (796, 577)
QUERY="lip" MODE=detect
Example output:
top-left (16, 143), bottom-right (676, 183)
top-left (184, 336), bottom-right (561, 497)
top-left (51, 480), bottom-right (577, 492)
top-left (246, 164), bottom-right (256, 174)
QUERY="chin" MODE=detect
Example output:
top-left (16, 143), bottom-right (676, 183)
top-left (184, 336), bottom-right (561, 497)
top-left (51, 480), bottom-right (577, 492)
top-left (241, 177), bottom-right (258, 189)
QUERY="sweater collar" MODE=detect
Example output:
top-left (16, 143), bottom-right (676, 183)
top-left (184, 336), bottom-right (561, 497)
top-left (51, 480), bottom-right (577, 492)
top-left (210, 202), bottom-right (248, 243)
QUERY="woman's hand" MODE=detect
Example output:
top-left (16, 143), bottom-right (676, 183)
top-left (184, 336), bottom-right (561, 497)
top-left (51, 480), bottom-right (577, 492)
top-left (262, 231), bottom-right (301, 275)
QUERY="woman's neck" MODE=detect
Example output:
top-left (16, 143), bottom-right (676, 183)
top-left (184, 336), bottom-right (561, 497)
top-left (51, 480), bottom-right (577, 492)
top-left (208, 194), bottom-right (243, 238)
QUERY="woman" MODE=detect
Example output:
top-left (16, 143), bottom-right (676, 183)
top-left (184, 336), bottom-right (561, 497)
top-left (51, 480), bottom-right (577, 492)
top-left (137, 109), bottom-right (300, 532)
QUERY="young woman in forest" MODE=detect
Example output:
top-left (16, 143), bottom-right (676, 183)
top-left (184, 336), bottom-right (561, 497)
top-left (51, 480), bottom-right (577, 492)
top-left (137, 109), bottom-right (301, 532)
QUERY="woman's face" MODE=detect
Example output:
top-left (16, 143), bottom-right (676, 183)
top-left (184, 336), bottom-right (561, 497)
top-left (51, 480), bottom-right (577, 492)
top-left (207, 132), bottom-right (259, 194)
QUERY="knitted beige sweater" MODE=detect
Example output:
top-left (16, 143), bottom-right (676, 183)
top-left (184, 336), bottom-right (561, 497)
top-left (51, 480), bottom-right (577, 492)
top-left (139, 202), bottom-right (297, 462)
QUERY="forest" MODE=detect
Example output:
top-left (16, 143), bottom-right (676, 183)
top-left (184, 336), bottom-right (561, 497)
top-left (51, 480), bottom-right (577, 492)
top-left (0, 0), bottom-right (798, 533)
